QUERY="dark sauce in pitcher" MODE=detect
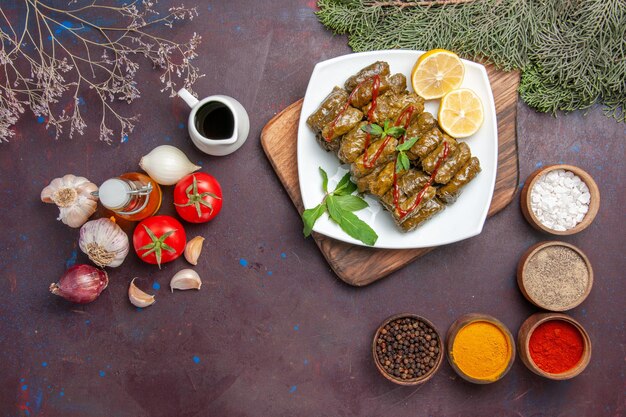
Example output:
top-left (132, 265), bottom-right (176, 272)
top-left (195, 102), bottom-right (234, 140)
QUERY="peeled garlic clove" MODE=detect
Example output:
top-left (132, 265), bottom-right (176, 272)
top-left (139, 145), bottom-right (201, 186)
top-left (128, 278), bottom-right (156, 307)
top-left (170, 269), bottom-right (202, 292)
top-left (41, 174), bottom-right (99, 228)
top-left (184, 236), bottom-right (205, 265)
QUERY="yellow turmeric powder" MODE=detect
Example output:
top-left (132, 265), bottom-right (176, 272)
top-left (451, 321), bottom-right (511, 381)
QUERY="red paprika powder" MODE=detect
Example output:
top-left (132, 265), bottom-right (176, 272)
top-left (529, 320), bottom-right (584, 374)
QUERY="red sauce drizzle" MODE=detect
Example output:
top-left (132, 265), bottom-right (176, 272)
top-left (324, 74), bottom-right (381, 142)
top-left (394, 141), bottom-right (450, 219)
top-left (367, 75), bottom-right (381, 121)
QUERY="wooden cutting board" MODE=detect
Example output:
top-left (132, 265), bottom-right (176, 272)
top-left (261, 65), bottom-right (520, 286)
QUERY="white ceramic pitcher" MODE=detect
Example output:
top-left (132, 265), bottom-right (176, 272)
top-left (177, 88), bottom-right (249, 156)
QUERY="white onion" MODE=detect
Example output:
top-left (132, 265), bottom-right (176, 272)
top-left (139, 145), bottom-right (200, 185)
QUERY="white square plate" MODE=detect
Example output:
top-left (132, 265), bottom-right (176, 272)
top-left (297, 50), bottom-right (497, 249)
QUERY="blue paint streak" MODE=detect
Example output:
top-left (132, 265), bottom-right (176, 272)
top-left (41, 361), bottom-right (47, 367)
top-left (239, 258), bottom-right (248, 267)
top-left (152, 282), bottom-right (161, 290)
top-left (193, 356), bottom-right (200, 364)
top-left (99, 370), bottom-right (106, 377)
top-left (59, 390), bottom-right (64, 397)
top-left (85, 320), bottom-right (91, 325)
top-left (77, 97), bottom-right (85, 105)
top-left (21, 384), bottom-right (28, 391)
top-left (122, 134), bottom-right (129, 143)
top-left (280, 252), bottom-right (287, 259)
top-left (37, 116), bottom-right (45, 123)
top-left (535, 161), bottom-right (543, 168)
top-left (34, 388), bottom-right (43, 411)
top-left (267, 271), bottom-right (273, 276)
top-left (178, 122), bottom-right (185, 129)
top-left (289, 385), bottom-right (297, 393)
top-left (136, 307), bottom-right (143, 312)
top-left (293, 324), bottom-right (299, 331)
top-left (20, 234), bottom-right (28, 241)
top-left (65, 249), bottom-right (78, 269)
top-left (571, 144), bottom-right (580, 153)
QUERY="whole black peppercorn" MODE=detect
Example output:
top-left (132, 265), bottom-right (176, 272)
top-left (375, 316), bottom-right (441, 383)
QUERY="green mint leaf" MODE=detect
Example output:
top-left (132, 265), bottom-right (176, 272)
top-left (325, 195), bottom-right (343, 223)
top-left (334, 194), bottom-right (368, 212)
top-left (319, 167), bottom-right (328, 193)
top-left (334, 179), bottom-right (357, 196)
top-left (401, 152), bottom-right (411, 171)
top-left (334, 172), bottom-right (351, 192)
top-left (396, 136), bottom-right (419, 151)
top-left (302, 202), bottom-right (327, 237)
top-left (333, 173), bottom-right (357, 196)
top-left (327, 196), bottom-right (378, 246)
top-left (361, 123), bottom-right (383, 136)
top-left (396, 153), bottom-right (404, 173)
top-left (383, 120), bottom-right (390, 131)
top-left (386, 126), bottom-right (406, 138)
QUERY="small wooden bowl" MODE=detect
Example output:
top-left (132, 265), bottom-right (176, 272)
top-left (446, 313), bottom-right (516, 384)
top-left (372, 313), bottom-right (444, 386)
top-left (520, 164), bottom-right (600, 235)
top-left (518, 313), bottom-right (592, 380)
top-left (517, 241), bottom-right (593, 311)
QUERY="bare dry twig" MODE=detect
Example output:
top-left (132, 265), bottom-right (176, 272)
top-left (0, 0), bottom-right (203, 143)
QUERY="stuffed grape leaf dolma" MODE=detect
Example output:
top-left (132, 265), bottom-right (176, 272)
top-left (388, 73), bottom-right (407, 94)
top-left (379, 169), bottom-right (430, 210)
top-left (437, 157), bottom-right (482, 204)
top-left (399, 198), bottom-right (445, 232)
top-left (306, 87), bottom-right (347, 133)
top-left (354, 164), bottom-right (385, 193)
top-left (369, 161), bottom-right (401, 197)
top-left (338, 122), bottom-right (368, 164)
top-left (421, 136), bottom-right (458, 173)
top-left (407, 126), bottom-right (443, 161)
top-left (351, 136), bottom-right (398, 178)
top-left (394, 186), bottom-right (437, 222)
top-left (306, 87), bottom-right (351, 152)
top-left (362, 91), bottom-right (424, 125)
top-left (320, 106), bottom-right (363, 152)
top-left (344, 61), bottom-right (390, 92)
top-left (435, 142), bottom-right (472, 184)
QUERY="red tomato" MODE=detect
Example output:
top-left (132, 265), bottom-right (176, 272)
top-left (133, 215), bottom-right (186, 267)
top-left (174, 173), bottom-right (223, 223)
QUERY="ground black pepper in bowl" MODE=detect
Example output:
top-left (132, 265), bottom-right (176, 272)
top-left (372, 314), bottom-right (444, 385)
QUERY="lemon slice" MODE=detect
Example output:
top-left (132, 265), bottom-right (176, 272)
top-left (438, 88), bottom-right (484, 138)
top-left (411, 49), bottom-right (465, 100)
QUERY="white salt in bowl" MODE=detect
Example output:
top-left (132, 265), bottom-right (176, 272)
top-left (520, 164), bottom-right (600, 235)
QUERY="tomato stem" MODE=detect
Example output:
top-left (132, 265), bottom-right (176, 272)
top-left (139, 225), bottom-right (177, 268)
top-left (174, 175), bottom-right (221, 219)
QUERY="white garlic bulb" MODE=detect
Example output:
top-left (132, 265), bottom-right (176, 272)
top-left (79, 218), bottom-right (129, 268)
top-left (41, 174), bottom-right (98, 228)
top-left (139, 145), bottom-right (200, 185)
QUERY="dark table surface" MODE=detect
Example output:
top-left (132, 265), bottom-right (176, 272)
top-left (1, 1), bottom-right (625, 416)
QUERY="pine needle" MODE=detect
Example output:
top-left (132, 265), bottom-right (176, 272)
top-left (316, 0), bottom-right (626, 122)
